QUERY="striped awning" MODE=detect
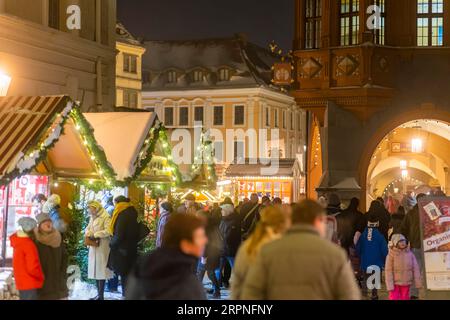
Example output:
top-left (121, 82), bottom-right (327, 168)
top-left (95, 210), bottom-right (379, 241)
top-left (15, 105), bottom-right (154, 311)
top-left (0, 95), bottom-right (70, 176)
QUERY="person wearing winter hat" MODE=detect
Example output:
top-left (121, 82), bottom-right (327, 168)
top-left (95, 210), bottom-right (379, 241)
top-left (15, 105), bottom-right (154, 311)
top-left (42, 194), bottom-right (67, 234)
top-left (385, 234), bottom-right (422, 300)
top-left (355, 213), bottom-right (389, 300)
top-left (85, 200), bottom-right (113, 300)
top-left (218, 203), bottom-right (240, 291)
top-left (34, 212), bottom-right (68, 300)
top-left (10, 217), bottom-right (44, 300)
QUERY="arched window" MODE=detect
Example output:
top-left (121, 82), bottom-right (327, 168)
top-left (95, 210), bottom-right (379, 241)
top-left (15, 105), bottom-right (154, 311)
top-left (340, 0), bottom-right (360, 46)
top-left (305, 0), bottom-right (322, 49)
top-left (417, 0), bottom-right (444, 46)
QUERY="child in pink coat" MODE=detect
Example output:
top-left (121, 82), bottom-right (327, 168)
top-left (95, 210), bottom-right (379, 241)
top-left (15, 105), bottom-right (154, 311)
top-left (385, 234), bottom-right (422, 300)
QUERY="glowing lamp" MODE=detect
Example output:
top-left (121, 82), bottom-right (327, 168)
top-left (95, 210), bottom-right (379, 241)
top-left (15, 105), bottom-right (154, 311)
top-left (0, 70), bottom-right (11, 96)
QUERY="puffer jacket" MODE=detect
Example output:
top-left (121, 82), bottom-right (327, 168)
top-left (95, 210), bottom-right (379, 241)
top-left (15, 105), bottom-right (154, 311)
top-left (385, 247), bottom-right (422, 292)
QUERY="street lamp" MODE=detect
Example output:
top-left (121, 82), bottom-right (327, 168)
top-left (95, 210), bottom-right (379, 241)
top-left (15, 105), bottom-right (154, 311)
top-left (0, 69), bottom-right (11, 96)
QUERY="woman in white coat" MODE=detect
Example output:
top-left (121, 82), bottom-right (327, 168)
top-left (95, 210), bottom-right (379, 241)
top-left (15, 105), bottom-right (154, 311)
top-left (85, 200), bottom-right (113, 300)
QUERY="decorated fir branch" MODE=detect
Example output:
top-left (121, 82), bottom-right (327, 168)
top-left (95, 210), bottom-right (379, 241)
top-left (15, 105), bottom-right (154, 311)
top-left (127, 122), bottom-right (183, 187)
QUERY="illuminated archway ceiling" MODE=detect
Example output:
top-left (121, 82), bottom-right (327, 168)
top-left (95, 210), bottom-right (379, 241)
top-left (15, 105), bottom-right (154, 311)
top-left (400, 120), bottom-right (450, 141)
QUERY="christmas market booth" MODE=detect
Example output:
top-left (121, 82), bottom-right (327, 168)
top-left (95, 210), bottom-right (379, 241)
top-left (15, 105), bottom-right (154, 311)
top-left (225, 158), bottom-right (305, 204)
top-left (173, 129), bottom-right (219, 205)
top-left (81, 111), bottom-right (183, 215)
top-left (0, 95), bottom-right (116, 265)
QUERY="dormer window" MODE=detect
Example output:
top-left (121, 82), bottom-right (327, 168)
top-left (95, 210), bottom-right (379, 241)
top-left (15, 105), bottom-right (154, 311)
top-left (193, 70), bottom-right (204, 82)
top-left (219, 68), bottom-right (231, 81)
top-left (167, 71), bottom-right (177, 83)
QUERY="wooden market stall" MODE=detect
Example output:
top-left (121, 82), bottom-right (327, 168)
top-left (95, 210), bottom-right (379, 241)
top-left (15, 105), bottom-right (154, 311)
top-left (0, 95), bottom-right (114, 264)
top-left (82, 112), bottom-right (182, 212)
top-left (225, 158), bottom-right (305, 204)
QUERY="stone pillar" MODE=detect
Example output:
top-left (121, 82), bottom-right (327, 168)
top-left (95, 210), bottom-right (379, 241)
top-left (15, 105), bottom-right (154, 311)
top-left (42, 0), bottom-right (49, 26)
top-left (95, 0), bottom-right (101, 43)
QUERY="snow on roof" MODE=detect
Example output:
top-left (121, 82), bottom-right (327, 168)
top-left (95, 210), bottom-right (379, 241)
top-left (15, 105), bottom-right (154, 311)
top-left (116, 22), bottom-right (143, 46)
top-left (142, 35), bottom-right (284, 91)
top-left (84, 112), bottom-right (157, 181)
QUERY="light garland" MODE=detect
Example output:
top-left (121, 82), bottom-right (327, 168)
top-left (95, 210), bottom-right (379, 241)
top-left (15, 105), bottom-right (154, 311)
top-left (189, 129), bottom-right (217, 188)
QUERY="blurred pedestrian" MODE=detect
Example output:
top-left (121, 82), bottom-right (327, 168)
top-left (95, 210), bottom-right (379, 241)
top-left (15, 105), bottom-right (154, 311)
top-left (126, 214), bottom-right (208, 300)
top-left (10, 217), bottom-right (44, 300)
top-left (108, 196), bottom-right (140, 297)
top-left (177, 193), bottom-right (199, 215)
top-left (231, 206), bottom-right (289, 300)
top-left (218, 204), bottom-right (240, 289)
top-left (34, 213), bottom-right (68, 300)
top-left (362, 200), bottom-right (390, 241)
top-left (356, 213), bottom-right (388, 300)
top-left (400, 193), bottom-right (426, 299)
top-left (389, 206), bottom-right (406, 240)
top-left (241, 200), bottom-right (361, 300)
top-left (240, 193), bottom-right (261, 241)
top-left (42, 194), bottom-right (67, 234)
top-left (156, 202), bottom-right (173, 248)
top-left (85, 200), bottom-right (113, 300)
top-left (385, 234), bottom-right (422, 300)
top-left (203, 207), bottom-right (223, 298)
top-left (272, 197), bottom-right (282, 207)
top-left (336, 197), bottom-right (365, 253)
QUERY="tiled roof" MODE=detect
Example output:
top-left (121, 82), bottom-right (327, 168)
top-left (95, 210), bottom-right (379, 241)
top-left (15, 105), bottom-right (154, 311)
top-left (142, 34), bottom-right (284, 91)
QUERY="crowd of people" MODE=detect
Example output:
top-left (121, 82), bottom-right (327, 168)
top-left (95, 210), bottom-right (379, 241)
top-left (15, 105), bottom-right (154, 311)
top-left (9, 189), bottom-right (441, 300)
top-left (127, 190), bottom-right (436, 301)
top-left (10, 193), bottom-right (145, 300)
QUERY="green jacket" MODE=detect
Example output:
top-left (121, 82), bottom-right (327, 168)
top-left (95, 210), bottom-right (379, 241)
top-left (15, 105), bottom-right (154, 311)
top-left (241, 225), bottom-right (361, 300)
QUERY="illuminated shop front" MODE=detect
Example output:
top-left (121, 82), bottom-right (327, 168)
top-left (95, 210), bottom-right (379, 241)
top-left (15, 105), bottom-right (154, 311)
top-left (225, 159), bottom-right (305, 204)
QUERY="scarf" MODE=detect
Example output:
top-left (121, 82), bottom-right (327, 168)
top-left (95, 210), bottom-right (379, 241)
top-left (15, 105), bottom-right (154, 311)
top-left (109, 202), bottom-right (133, 234)
top-left (34, 228), bottom-right (62, 248)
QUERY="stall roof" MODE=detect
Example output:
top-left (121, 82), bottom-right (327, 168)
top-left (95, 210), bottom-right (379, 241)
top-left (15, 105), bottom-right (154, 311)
top-left (83, 112), bottom-right (158, 181)
top-left (0, 95), bottom-right (113, 185)
top-left (225, 159), bottom-right (300, 178)
top-left (0, 95), bottom-right (68, 177)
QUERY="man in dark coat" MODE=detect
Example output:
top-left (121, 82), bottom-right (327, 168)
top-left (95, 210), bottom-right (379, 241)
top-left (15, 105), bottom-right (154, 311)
top-left (108, 196), bottom-right (140, 297)
top-left (218, 204), bottom-right (241, 288)
top-left (239, 193), bottom-right (261, 240)
top-left (336, 197), bottom-right (365, 253)
top-left (126, 213), bottom-right (207, 300)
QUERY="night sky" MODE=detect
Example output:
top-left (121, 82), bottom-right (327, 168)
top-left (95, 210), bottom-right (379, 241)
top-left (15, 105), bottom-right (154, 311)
top-left (117, 0), bottom-right (295, 51)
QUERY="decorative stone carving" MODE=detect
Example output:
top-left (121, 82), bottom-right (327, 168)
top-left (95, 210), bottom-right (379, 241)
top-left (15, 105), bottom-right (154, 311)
top-left (378, 56), bottom-right (389, 72)
top-left (336, 55), bottom-right (359, 76)
top-left (300, 57), bottom-right (323, 79)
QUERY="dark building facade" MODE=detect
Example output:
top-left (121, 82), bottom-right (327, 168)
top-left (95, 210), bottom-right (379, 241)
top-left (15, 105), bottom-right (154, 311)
top-left (293, 0), bottom-right (450, 208)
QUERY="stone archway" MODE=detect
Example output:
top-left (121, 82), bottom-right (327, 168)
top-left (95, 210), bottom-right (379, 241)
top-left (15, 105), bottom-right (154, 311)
top-left (358, 107), bottom-right (450, 210)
